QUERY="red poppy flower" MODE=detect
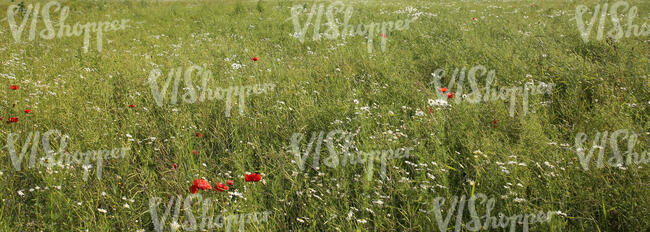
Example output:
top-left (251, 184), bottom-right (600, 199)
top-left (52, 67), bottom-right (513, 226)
top-left (428, 107), bottom-right (433, 115)
top-left (195, 132), bottom-right (204, 138)
top-left (252, 57), bottom-right (259, 61)
top-left (447, 92), bottom-right (455, 99)
top-left (193, 179), bottom-right (212, 190)
top-left (381, 33), bottom-right (386, 38)
top-left (226, 180), bottom-right (234, 185)
top-left (10, 85), bottom-right (19, 90)
top-left (24, 109), bottom-right (31, 113)
top-left (129, 104), bottom-right (135, 108)
top-left (245, 173), bottom-right (262, 182)
top-left (0, 117), bottom-right (2, 121)
top-left (6, 117), bottom-right (18, 124)
top-left (192, 150), bottom-right (199, 155)
top-left (439, 87), bottom-right (448, 93)
top-left (190, 185), bottom-right (199, 194)
top-left (214, 182), bottom-right (229, 192)
top-left (172, 163), bottom-right (177, 169)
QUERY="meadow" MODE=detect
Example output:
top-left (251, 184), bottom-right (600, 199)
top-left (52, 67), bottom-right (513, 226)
top-left (0, 0), bottom-right (649, 231)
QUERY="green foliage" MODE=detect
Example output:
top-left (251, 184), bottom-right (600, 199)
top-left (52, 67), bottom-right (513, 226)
top-left (256, 0), bottom-right (264, 13)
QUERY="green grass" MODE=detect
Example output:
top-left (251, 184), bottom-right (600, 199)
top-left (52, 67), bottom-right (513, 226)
top-left (0, 0), bottom-right (649, 231)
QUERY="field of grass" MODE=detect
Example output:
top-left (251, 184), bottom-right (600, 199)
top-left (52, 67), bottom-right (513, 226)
top-left (0, 0), bottom-right (649, 231)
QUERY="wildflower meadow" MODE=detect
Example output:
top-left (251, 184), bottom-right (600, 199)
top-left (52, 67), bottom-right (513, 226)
top-left (0, 0), bottom-right (649, 231)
